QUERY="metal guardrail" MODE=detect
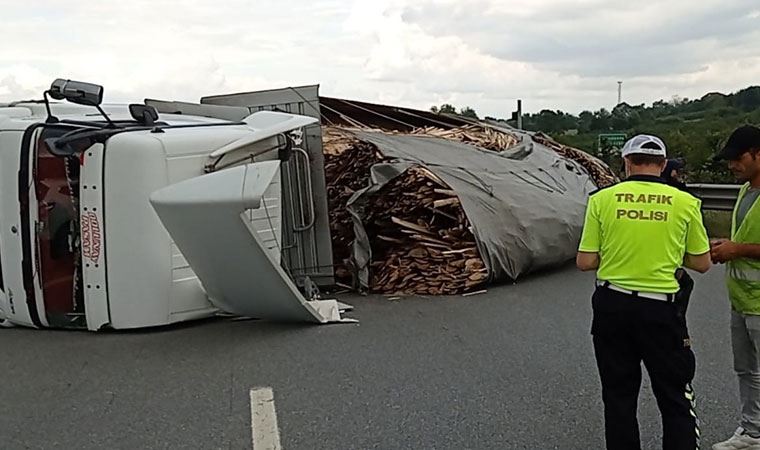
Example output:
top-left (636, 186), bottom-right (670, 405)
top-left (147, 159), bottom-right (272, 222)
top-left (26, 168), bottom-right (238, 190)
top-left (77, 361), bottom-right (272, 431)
top-left (687, 184), bottom-right (741, 211)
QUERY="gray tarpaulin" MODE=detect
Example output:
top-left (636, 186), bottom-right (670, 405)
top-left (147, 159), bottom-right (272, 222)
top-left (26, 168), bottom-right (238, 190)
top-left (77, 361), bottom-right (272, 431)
top-left (346, 131), bottom-right (598, 289)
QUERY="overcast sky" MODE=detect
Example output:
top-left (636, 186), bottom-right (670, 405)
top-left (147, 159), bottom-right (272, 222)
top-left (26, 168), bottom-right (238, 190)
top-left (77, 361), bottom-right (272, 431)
top-left (1, 0), bottom-right (759, 116)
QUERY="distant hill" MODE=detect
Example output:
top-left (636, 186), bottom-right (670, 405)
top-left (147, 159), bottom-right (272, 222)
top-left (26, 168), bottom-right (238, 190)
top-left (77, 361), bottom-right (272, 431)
top-left (496, 86), bottom-right (760, 182)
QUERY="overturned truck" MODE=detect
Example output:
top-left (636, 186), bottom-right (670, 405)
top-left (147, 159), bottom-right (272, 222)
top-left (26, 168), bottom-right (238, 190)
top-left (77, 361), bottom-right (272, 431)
top-left (0, 80), bottom-right (614, 330)
top-left (0, 80), bottom-right (352, 330)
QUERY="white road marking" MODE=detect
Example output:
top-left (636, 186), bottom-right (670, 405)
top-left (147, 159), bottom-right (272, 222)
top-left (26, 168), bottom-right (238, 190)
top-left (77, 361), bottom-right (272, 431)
top-left (250, 387), bottom-right (282, 450)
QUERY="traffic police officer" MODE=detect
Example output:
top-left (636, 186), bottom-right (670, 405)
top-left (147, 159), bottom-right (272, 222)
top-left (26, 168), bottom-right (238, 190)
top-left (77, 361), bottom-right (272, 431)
top-left (577, 134), bottom-right (712, 450)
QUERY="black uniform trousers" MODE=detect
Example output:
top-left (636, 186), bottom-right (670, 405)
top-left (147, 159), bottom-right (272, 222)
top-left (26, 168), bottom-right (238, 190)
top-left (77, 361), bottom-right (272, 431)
top-left (592, 282), bottom-right (697, 450)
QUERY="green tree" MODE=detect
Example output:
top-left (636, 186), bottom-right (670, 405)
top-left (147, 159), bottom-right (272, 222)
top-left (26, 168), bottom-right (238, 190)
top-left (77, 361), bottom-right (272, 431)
top-left (459, 106), bottom-right (479, 119)
top-left (590, 108), bottom-right (612, 131)
top-left (578, 111), bottom-right (594, 133)
top-left (732, 87), bottom-right (760, 111)
top-left (431, 104), bottom-right (457, 114)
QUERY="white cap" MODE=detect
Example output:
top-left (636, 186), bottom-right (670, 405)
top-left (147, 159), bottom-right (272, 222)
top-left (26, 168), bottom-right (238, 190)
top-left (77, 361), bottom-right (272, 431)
top-left (621, 134), bottom-right (667, 158)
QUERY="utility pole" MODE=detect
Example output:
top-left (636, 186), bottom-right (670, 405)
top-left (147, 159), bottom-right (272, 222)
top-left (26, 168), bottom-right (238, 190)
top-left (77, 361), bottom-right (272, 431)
top-left (517, 99), bottom-right (523, 130)
top-left (617, 81), bottom-right (623, 105)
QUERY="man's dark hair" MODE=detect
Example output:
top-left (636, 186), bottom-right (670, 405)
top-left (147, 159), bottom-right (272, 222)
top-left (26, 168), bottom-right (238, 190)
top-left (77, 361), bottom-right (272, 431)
top-left (627, 154), bottom-right (666, 166)
top-left (716, 125), bottom-right (760, 161)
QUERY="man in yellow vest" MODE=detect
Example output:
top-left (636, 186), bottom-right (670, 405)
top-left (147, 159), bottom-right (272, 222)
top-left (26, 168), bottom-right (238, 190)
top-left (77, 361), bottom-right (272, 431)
top-left (577, 134), bottom-right (711, 449)
top-left (710, 125), bottom-right (760, 450)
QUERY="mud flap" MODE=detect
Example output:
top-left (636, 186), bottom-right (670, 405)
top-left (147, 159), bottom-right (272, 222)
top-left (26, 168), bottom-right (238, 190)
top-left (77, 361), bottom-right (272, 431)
top-left (149, 162), bottom-right (354, 324)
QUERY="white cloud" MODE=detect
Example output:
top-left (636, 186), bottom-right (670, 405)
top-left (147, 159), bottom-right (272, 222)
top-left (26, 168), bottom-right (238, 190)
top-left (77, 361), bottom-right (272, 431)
top-left (1, 0), bottom-right (759, 117)
top-left (0, 65), bottom-right (51, 100)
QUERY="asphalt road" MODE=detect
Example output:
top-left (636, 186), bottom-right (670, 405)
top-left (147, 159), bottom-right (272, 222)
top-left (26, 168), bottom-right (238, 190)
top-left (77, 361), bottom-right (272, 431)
top-left (0, 266), bottom-right (740, 449)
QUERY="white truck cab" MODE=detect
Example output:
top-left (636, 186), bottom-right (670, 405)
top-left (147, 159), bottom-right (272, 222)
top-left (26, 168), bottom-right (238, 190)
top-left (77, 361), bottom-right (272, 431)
top-left (0, 79), bottom-right (349, 330)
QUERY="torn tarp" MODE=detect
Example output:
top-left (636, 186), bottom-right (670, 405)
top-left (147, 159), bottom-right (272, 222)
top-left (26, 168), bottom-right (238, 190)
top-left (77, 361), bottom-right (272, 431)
top-left (346, 130), bottom-right (598, 289)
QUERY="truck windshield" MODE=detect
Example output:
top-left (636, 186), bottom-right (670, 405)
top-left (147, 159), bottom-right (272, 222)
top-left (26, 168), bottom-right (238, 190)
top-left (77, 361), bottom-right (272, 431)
top-left (34, 126), bottom-right (87, 328)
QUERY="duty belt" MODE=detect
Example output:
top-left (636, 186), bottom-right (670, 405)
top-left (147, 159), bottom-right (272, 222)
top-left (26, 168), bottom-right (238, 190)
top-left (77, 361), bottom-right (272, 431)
top-left (596, 280), bottom-right (675, 302)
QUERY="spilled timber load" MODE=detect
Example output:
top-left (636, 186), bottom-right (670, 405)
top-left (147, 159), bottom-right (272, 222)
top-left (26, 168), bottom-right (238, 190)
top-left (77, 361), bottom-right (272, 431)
top-left (323, 122), bottom-right (616, 295)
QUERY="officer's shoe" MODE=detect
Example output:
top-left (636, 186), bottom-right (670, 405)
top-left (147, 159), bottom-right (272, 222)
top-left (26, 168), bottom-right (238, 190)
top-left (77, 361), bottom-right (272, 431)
top-left (713, 427), bottom-right (760, 450)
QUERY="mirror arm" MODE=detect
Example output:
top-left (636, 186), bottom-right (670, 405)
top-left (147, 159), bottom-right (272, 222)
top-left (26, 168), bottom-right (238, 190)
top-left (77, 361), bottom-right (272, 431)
top-left (43, 90), bottom-right (59, 124)
top-left (94, 104), bottom-right (116, 128)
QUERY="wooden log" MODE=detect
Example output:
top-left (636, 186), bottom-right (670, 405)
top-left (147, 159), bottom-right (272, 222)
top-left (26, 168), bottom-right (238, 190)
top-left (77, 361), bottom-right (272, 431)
top-left (433, 197), bottom-right (460, 208)
top-left (410, 234), bottom-right (451, 246)
top-left (391, 217), bottom-right (434, 235)
top-left (442, 247), bottom-right (478, 255)
top-left (377, 235), bottom-right (405, 244)
top-left (425, 207), bottom-right (458, 222)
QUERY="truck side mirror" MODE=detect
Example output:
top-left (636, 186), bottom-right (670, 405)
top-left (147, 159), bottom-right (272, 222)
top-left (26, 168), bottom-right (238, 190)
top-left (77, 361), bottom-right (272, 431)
top-left (129, 104), bottom-right (159, 126)
top-left (48, 79), bottom-right (67, 100)
top-left (48, 79), bottom-right (104, 106)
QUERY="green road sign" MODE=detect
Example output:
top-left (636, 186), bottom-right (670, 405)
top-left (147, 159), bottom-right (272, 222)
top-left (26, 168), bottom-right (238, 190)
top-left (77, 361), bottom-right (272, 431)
top-left (598, 133), bottom-right (627, 153)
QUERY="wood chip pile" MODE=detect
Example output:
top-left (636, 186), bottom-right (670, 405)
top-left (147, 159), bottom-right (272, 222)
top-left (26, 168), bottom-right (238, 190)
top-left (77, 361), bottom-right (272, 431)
top-left (323, 128), bottom-right (385, 282)
top-left (410, 125), bottom-right (519, 151)
top-left (410, 125), bottom-right (616, 188)
top-left (322, 124), bottom-right (611, 295)
top-left (362, 167), bottom-right (487, 295)
top-left (532, 132), bottom-right (617, 188)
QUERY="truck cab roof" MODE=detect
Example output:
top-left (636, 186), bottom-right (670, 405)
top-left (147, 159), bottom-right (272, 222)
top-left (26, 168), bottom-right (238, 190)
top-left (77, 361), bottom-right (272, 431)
top-left (0, 102), bottom-right (230, 130)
